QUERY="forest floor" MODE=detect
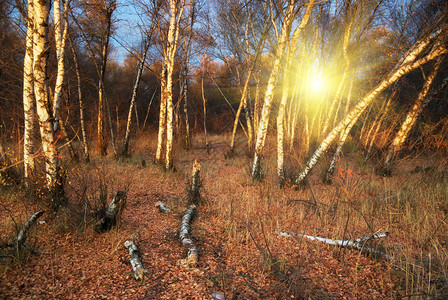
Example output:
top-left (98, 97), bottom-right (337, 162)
top-left (1, 133), bottom-right (447, 299)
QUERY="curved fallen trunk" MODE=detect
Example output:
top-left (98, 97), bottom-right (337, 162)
top-left (179, 205), bottom-right (198, 267)
top-left (124, 238), bottom-right (149, 280)
top-left (275, 230), bottom-right (390, 259)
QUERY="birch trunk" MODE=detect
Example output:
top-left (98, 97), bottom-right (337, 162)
top-left (165, 0), bottom-right (185, 170)
top-left (251, 2), bottom-right (295, 180)
top-left (229, 72), bottom-right (252, 153)
top-left (69, 35), bottom-right (89, 162)
top-left (155, 66), bottom-right (167, 163)
top-left (23, 0), bottom-right (35, 185)
top-left (383, 56), bottom-right (444, 174)
top-left (294, 40), bottom-right (447, 186)
top-left (122, 37), bottom-right (151, 156)
top-left (33, 0), bottom-right (58, 187)
top-left (52, 0), bottom-right (69, 133)
top-left (124, 238), bottom-right (149, 280)
top-left (277, 0), bottom-right (315, 185)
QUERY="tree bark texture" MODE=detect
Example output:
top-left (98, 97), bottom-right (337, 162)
top-left (33, 0), bottom-right (59, 187)
top-left (275, 230), bottom-right (390, 258)
top-left (23, 0), bottom-right (35, 184)
top-left (15, 211), bottom-right (44, 246)
top-left (179, 204), bottom-right (198, 267)
top-left (251, 2), bottom-right (295, 180)
top-left (52, 0), bottom-right (69, 133)
top-left (188, 160), bottom-right (201, 205)
top-left (124, 238), bottom-right (149, 280)
top-left (96, 191), bottom-right (126, 232)
top-left (69, 35), bottom-right (90, 162)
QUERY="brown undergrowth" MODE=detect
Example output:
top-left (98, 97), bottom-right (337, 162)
top-left (0, 132), bottom-right (447, 298)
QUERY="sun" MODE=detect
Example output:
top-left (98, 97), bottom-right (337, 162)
top-left (310, 77), bottom-right (325, 92)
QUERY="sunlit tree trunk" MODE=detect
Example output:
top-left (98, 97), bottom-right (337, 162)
top-left (23, 0), bottom-right (35, 185)
top-left (155, 66), bottom-right (167, 163)
top-left (229, 72), bottom-right (252, 153)
top-left (253, 69), bottom-right (261, 135)
top-left (52, 0), bottom-right (69, 133)
top-left (69, 34), bottom-right (89, 162)
top-left (382, 56), bottom-right (444, 174)
top-left (122, 37), bottom-right (151, 156)
top-left (33, 0), bottom-right (58, 187)
top-left (160, 0), bottom-right (184, 170)
top-left (294, 37), bottom-right (447, 186)
top-left (277, 0), bottom-right (315, 185)
top-left (251, 1), bottom-right (296, 180)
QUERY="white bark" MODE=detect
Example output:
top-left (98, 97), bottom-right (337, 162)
top-left (188, 160), bottom-right (201, 204)
top-left (69, 35), bottom-right (90, 162)
top-left (155, 66), bottom-right (167, 163)
top-left (251, 2), bottom-right (295, 179)
top-left (23, 0), bottom-right (35, 184)
top-left (277, 0), bottom-right (315, 185)
top-left (52, 0), bottom-right (69, 133)
top-left (275, 230), bottom-right (390, 258)
top-left (15, 211), bottom-right (44, 246)
top-left (179, 205), bottom-right (198, 267)
top-left (96, 191), bottom-right (126, 232)
top-left (124, 238), bottom-right (149, 280)
top-left (164, 0), bottom-right (185, 170)
top-left (33, 0), bottom-right (58, 187)
top-left (155, 201), bottom-right (170, 213)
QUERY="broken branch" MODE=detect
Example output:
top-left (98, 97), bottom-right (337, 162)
top-left (124, 238), bottom-right (149, 280)
top-left (274, 230), bottom-right (391, 259)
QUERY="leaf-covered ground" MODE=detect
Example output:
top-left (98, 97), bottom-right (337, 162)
top-left (1, 134), bottom-right (447, 299)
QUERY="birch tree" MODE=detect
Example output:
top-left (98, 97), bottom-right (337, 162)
top-left (68, 34), bottom-right (90, 162)
top-left (22, 0), bottom-right (35, 185)
top-left (277, 0), bottom-right (315, 185)
top-left (122, 37), bottom-right (152, 156)
top-left (32, 0), bottom-right (60, 189)
top-left (155, 0), bottom-right (185, 170)
top-left (251, 0), bottom-right (312, 180)
top-left (382, 55), bottom-right (445, 175)
top-left (52, 0), bottom-right (69, 133)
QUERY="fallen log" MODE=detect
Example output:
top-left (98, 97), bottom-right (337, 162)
top-left (124, 238), bottom-right (149, 280)
top-left (15, 211), bottom-right (44, 246)
top-left (188, 160), bottom-right (201, 205)
top-left (95, 191), bottom-right (127, 232)
top-left (274, 230), bottom-right (391, 259)
top-left (155, 201), bottom-right (170, 213)
top-left (179, 205), bottom-right (198, 267)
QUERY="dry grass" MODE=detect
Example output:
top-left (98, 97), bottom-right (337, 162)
top-left (0, 131), bottom-right (447, 298)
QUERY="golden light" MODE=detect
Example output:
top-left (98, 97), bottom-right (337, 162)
top-left (310, 77), bottom-right (325, 92)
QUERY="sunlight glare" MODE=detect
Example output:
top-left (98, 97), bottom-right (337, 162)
top-left (311, 77), bottom-right (324, 92)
